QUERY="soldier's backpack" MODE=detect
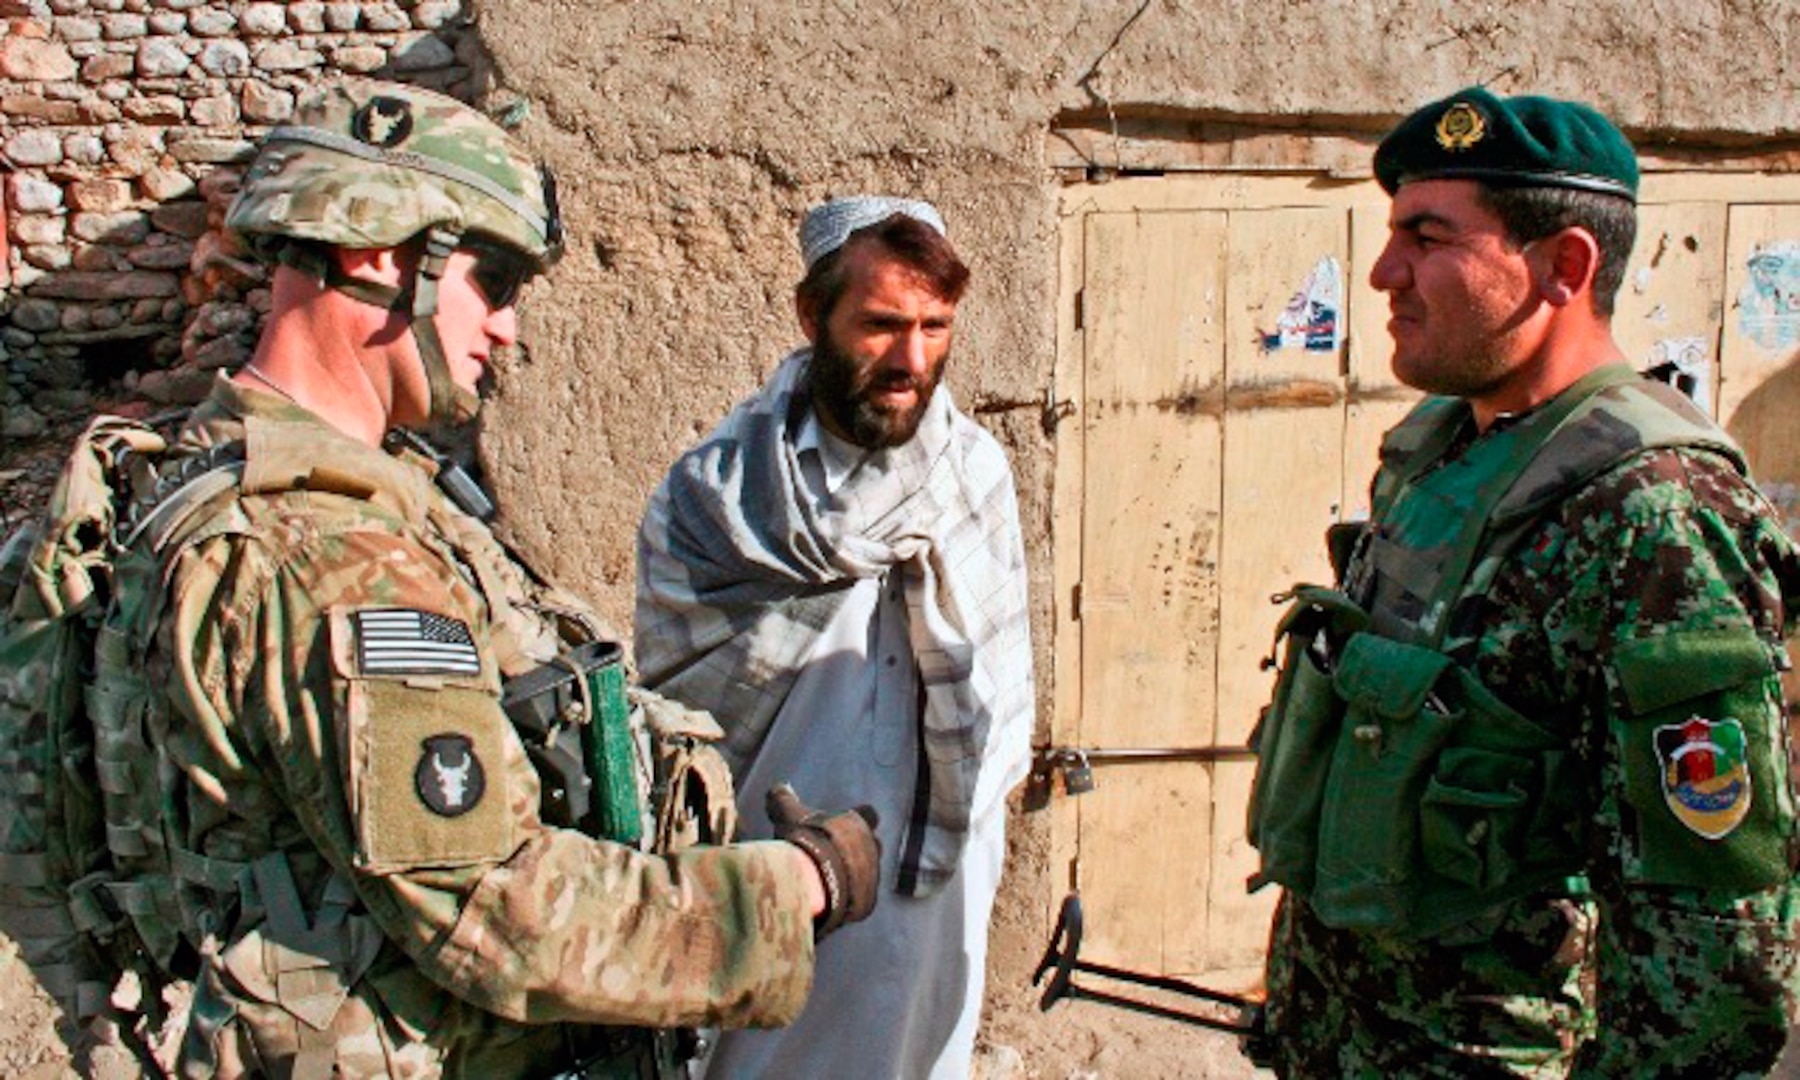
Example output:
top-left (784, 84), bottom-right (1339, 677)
top-left (0, 414), bottom-right (242, 1066)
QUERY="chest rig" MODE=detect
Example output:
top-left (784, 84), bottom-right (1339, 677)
top-left (1247, 366), bottom-right (1741, 939)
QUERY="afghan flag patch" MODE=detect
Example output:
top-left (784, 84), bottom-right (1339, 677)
top-left (1656, 716), bottom-right (1752, 839)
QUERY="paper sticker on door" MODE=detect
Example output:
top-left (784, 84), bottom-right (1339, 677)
top-left (1643, 336), bottom-right (1712, 414)
top-left (1260, 256), bottom-right (1342, 353)
top-left (1737, 242), bottom-right (1800, 352)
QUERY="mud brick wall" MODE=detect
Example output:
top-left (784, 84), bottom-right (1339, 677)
top-left (0, 0), bottom-right (488, 440)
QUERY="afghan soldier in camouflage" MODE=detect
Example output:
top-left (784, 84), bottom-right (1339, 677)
top-left (130, 80), bottom-right (879, 1077)
top-left (1246, 87), bottom-right (1800, 1076)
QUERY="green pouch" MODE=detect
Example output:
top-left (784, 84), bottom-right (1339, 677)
top-left (1612, 628), bottom-right (1791, 890)
top-left (1418, 668), bottom-right (1583, 894)
top-left (1247, 587), bottom-right (1367, 893)
top-left (1312, 633), bottom-right (1458, 932)
top-left (502, 641), bottom-right (642, 846)
top-left (1420, 747), bottom-right (1533, 890)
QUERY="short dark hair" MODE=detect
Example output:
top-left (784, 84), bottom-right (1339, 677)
top-left (795, 213), bottom-right (970, 324)
top-left (1475, 184), bottom-right (1637, 317)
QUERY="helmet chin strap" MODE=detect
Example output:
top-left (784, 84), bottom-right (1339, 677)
top-left (292, 227), bottom-right (479, 426)
top-left (408, 226), bottom-right (480, 425)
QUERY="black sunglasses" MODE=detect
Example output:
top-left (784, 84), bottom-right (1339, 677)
top-left (462, 238), bottom-right (536, 310)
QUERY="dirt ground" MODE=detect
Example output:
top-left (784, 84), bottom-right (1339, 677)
top-left (0, 925), bottom-right (1262, 1080)
top-left (0, 935), bottom-right (137, 1080)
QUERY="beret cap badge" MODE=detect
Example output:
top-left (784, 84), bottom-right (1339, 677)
top-left (1374, 86), bottom-right (1638, 200)
top-left (1435, 102), bottom-right (1486, 152)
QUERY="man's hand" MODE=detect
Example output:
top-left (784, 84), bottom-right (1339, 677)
top-left (766, 784), bottom-right (881, 938)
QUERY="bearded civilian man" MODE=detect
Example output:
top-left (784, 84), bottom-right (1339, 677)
top-left (636, 197), bottom-right (1035, 1078)
top-left (1246, 87), bottom-right (1800, 1077)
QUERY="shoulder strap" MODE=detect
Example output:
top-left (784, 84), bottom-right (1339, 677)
top-left (1420, 366), bottom-right (1734, 646)
top-left (1370, 395), bottom-right (1469, 523)
top-left (1489, 376), bottom-right (1743, 529)
top-left (124, 458), bottom-right (247, 555)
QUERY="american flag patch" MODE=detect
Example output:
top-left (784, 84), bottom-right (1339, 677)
top-left (353, 608), bottom-right (481, 676)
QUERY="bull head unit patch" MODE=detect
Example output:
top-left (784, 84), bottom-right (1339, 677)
top-left (417, 733), bottom-right (486, 817)
top-left (353, 95), bottom-right (414, 148)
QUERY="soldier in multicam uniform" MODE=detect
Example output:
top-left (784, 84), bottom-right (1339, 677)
top-left (127, 80), bottom-right (880, 1077)
top-left (1245, 87), bottom-right (1800, 1077)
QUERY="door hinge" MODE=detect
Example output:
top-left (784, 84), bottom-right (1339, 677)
top-left (1043, 385), bottom-right (1076, 437)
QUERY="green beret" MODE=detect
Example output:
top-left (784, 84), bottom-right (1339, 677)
top-left (1374, 86), bottom-right (1638, 201)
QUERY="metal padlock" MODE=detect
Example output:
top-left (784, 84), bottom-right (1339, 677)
top-left (1061, 750), bottom-right (1095, 795)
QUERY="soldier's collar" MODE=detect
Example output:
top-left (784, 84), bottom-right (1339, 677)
top-left (234, 404), bottom-right (435, 523)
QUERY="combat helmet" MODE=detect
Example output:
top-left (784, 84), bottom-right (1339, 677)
top-left (227, 78), bottom-right (563, 423)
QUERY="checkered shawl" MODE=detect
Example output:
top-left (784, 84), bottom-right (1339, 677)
top-left (635, 349), bottom-right (1034, 896)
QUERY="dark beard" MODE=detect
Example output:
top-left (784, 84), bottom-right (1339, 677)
top-left (805, 330), bottom-right (946, 449)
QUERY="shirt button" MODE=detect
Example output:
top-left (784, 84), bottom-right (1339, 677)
top-left (886, 656), bottom-right (898, 667)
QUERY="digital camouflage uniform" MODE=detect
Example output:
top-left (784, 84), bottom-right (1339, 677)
top-left (146, 377), bottom-right (816, 1077)
top-left (1255, 368), bottom-right (1800, 1078)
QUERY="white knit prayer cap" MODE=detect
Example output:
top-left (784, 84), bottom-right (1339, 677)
top-left (799, 196), bottom-right (948, 269)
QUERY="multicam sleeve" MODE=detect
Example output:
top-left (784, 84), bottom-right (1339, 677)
top-left (170, 525), bottom-right (816, 1029)
top-left (1546, 450), bottom-right (1800, 1077)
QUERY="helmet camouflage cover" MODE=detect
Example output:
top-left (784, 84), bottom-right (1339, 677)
top-left (227, 79), bottom-right (563, 269)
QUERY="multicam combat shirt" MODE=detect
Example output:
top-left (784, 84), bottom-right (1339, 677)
top-left (150, 377), bottom-right (815, 1078)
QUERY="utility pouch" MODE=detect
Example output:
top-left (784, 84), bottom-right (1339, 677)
top-left (502, 641), bottom-right (643, 847)
top-left (1307, 636), bottom-right (1585, 938)
top-left (1420, 669), bottom-right (1582, 881)
top-left (1611, 628), bottom-right (1791, 890)
top-left (632, 689), bottom-right (738, 853)
top-left (1311, 634), bottom-right (1458, 931)
top-left (1247, 586), bottom-right (1367, 893)
top-left (1409, 667), bottom-right (1584, 938)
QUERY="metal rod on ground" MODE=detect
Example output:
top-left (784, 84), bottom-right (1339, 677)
top-left (1031, 893), bottom-right (1265, 1036)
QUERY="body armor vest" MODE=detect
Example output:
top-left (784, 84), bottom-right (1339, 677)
top-left (1247, 365), bottom-right (1745, 939)
top-left (104, 426), bottom-right (715, 1078)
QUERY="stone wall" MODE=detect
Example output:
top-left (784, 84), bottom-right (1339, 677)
top-left (0, 0), bottom-right (486, 441)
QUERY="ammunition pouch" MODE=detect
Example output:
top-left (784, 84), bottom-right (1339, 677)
top-left (1246, 586), bottom-right (1366, 894)
top-left (633, 689), bottom-right (739, 850)
top-left (1248, 588), bottom-right (1586, 940)
top-left (501, 645), bottom-right (744, 858)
